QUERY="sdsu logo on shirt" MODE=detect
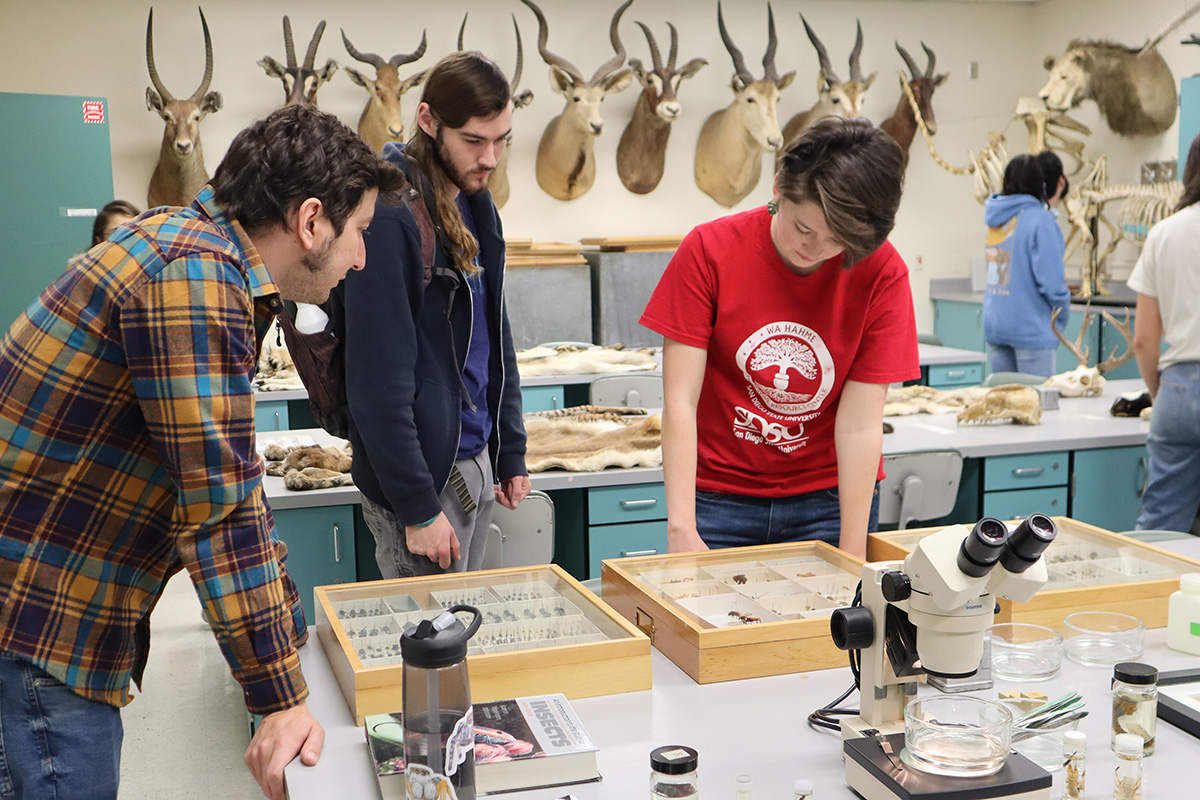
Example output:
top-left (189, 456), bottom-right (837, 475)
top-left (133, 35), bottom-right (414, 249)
top-left (732, 322), bottom-right (834, 451)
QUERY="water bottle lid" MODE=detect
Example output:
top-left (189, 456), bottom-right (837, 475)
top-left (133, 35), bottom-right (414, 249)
top-left (400, 604), bottom-right (482, 668)
top-left (650, 745), bottom-right (698, 774)
top-left (1113, 661), bottom-right (1158, 685)
top-left (1181, 573), bottom-right (1200, 595)
top-left (794, 778), bottom-right (814, 793)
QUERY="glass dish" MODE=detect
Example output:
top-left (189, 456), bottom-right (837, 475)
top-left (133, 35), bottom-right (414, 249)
top-left (1063, 611), bottom-right (1145, 666)
top-left (901, 695), bottom-right (1012, 777)
top-left (987, 623), bottom-right (1064, 681)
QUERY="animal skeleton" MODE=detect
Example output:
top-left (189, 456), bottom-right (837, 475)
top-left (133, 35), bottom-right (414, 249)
top-left (957, 385), bottom-right (1042, 426)
top-left (616, 20), bottom-right (707, 195)
top-left (341, 28), bottom-right (427, 153)
top-left (880, 42), bottom-right (947, 169)
top-left (259, 17), bottom-right (339, 107)
top-left (694, 2), bottom-right (795, 208)
top-left (523, 406), bottom-right (661, 473)
top-left (521, 0), bottom-right (634, 201)
top-left (1045, 306), bottom-right (1135, 397)
top-left (145, 8), bottom-right (222, 208)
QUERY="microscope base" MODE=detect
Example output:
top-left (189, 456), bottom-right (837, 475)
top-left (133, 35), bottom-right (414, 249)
top-left (841, 716), bottom-right (904, 740)
top-left (844, 734), bottom-right (1051, 800)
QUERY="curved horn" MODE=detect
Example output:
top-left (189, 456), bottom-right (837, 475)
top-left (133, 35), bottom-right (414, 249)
top-left (590, 0), bottom-right (632, 83)
top-left (895, 41), bottom-right (921, 80)
top-left (763, 3), bottom-right (779, 83)
top-left (145, 8), bottom-right (175, 103)
top-left (341, 29), bottom-right (384, 69)
top-left (457, 14), bottom-right (467, 51)
top-left (511, 15), bottom-right (524, 90)
top-left (801, 14), bottom-right (839, 84)
top-left (921, 41), bottom-right (937, 79)
top-left (188, 7), bottom-right (215, 102)
top-left (667, 22), bottom-right (679, 71)
top-left (283, 16), bottom-right (297, 70)
top-left (718, 1), bottom-right (755, 85)
top-left (520, 0), bottom-right (583, 83)
top-left (635, 21), bottom-right (663, 72)
top-left (389, 31), bottom-right (426, 68)
top-left (303, 20), bottom-right (327, 71)
top-left (849, 19), bottom-right (864, 82)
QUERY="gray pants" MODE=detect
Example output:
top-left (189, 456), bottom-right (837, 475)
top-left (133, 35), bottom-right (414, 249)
top-left (362, 447), bottom-right (495, 578)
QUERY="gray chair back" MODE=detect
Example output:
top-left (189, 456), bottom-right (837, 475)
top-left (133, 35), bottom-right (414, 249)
top-left (879, 450), bottom-right (964, 529)
top-left (589, 374), bottom-right (664, 408)
top-left (482, 490), bottom-right (555, 569)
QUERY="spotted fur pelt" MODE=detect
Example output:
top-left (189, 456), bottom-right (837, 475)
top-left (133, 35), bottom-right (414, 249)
top-left (265, 443), bottom-right (354, 490)
top-left (516, 344), bottom-right (659, 377)
top-left (523, 406), bottom-right (661, 473)
top-left (253, 318), bottom-right (305, 392)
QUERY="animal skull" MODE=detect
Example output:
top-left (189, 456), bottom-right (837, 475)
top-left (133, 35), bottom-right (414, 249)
top-left (957, 385), bottom-right (1042, 426)
top-left (1046, 306), bottom-right (1134, 396)
top-left (1043, 365), bottom-right (1105, 398)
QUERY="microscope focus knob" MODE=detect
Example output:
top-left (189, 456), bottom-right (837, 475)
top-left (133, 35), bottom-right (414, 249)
top-left (881, 571), bottom-right (911, 603)
top-left (830, 606), bottom-right (874, 651)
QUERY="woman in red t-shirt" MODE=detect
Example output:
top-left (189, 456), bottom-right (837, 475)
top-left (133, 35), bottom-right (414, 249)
top-left (640, 118), bottom-right (919, 559)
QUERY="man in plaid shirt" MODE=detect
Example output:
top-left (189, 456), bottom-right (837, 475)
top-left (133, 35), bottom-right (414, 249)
top-left (0, 104), bottom-right (405, 800)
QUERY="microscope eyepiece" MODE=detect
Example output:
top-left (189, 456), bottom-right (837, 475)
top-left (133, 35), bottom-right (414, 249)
top-left (999, 513), bottom-right (1057, 573)
top-left (956, 517), bottom-right (1008, 578)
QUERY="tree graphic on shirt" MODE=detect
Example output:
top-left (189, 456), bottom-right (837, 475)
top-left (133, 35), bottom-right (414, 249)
top-left (750, 338), bottom-right (817, 390)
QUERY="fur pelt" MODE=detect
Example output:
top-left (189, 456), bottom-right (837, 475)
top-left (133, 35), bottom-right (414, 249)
top-left (523, 406), bottom-right (662, 473)
top-left (253, 318), bottom-right (305, 392)
top-left (265, 443), bottom-right (354, 489)
top-left (516, 344), bottom-right (659, 377)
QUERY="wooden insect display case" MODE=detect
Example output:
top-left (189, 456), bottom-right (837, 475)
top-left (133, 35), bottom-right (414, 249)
top-left (314, 564), bottom-right (651, 724)
top-left (866, 517), bottom-right (1199, 630)
top-left (600, 541), bottom-right (865, 684)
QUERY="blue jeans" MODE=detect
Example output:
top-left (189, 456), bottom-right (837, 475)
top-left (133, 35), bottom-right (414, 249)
top-left (1138, 362), bottom-right (1200, 532)
top-left (695, 484), bottom-right (880, 549)
top-left (987, 344), bottom-right (1056, 379)
top-left (0, 653), bottom-right (122, 800)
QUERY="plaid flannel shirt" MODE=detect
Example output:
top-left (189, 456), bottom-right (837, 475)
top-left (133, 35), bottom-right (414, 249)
top-left (0, 186), bottom-right (308, 714)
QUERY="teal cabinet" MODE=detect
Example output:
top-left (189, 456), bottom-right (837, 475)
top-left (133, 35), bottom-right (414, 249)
top-left (1097, 314), bottom-right (1141, 380)
top-left (1054, 310), bottom-right (1101, 374)
top-left (926, 363), bottom-right (984, 389)
top-left (587, 520), bottom-right (668, 578)
top-left (255, 400), bottom-right (290, 433)
top-left (1071, 446), bottom-right (1147, 533)
top-left (274, 505), bottom-right (356, 622)
top-left (1179, 75), bottom-right (1200, 180)
top-left (933, 300), bottom-right (985, 353)
top-left (548, 482), bottom-right (670, 580)
top-left (588, 483), bottom-right (667, 525)
top-left (981, 451), bottom-right (1068, 521)
top-left (982, 486), bottom-right (1068, 520)
top-left (521, 385), bottom-right (565, 413)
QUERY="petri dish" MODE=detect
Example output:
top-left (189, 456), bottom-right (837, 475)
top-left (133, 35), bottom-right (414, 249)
top-left (987, 623), bottom-right (1064, 681)
top-left (901, 695), bottom-right (1012, 777)
top-left (1063, 611), bottom-right (1145, 666)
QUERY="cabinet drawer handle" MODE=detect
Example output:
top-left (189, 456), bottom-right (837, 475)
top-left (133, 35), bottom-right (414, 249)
top-left (274, 411), bottom-right (280, 428)
top-left (1137, 456), bottom-right (1149, 497)
top-left (945, 370), bottom-right (967, 378)
top-left (619, 499), bottom-right (658, 509)
top-left (1012, 467), bottom-right (1045, 477)
top-left (621, 549), bottom-right (659, 558)
top-left (333, 523), bottom-right (341, 563)
top-left (551, 396), bottom-right (559, 409)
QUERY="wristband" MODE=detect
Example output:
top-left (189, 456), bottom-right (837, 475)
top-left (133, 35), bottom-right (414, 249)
top-left (409, 515), bottom-right (439, 528)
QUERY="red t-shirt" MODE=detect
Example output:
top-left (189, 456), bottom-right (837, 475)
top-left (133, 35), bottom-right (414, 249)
top-left (640, 206), bottom-right (920, 497)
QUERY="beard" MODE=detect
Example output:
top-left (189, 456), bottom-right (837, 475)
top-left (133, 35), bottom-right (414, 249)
top-left (301, 234), bottom-right (335, 275)
top-left (433, 129), bottom-right (491, 195)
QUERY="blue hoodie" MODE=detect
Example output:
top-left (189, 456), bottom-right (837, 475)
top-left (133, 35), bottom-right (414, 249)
top-left (982, 193), bottom-right (1070, 349)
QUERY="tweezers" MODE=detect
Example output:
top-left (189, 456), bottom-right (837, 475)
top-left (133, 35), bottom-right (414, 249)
top-left (863, 728), bottom-right (904, 771)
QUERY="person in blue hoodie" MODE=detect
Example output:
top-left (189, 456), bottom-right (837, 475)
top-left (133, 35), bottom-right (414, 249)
top-left (983, 153), bottom-right (1070, 378)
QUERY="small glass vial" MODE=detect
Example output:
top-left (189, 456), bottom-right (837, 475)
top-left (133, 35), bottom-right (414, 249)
top-left (650, 745), bottom-right (698, 799)
top-left (734, 774), bottom-right (752, 799)
top-left (1113, 733), bottom-right (1144, 800)
top-left (1111, 662), bottom-right (1158, 756)
top-left (1168, 573), bottom-right (1200, 654)
top-left (1063, 730), bottom-right (1087, 799)
top-left (793, 778), bottom-right (814, 799)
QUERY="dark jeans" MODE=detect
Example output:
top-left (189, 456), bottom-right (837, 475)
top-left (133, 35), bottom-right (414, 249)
top-left (0, 652), bottom-right (122, 800)
top-left (695, 484), bottom-right (880, 550)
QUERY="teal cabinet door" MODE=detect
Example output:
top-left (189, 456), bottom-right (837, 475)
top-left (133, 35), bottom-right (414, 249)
top-left (1071, 446), bottom-right (1147, 533)
top-left (1097, 314), bottom-right (1142, 380)
top-left (982, 486), bottom-right (1068, 521)
top-left (587, 520), bottom-right (668, 579)
top-left (926, 362), bottom-right (984, 389)
top-left (933, 301), bottom-right (985, 353)
top-left (521, 385), bottom-right (565, 412)
top-left (588, 483), bottom-right (667, 525)
top-left (273, 506), bottom-right (357, 622)
top-left (255, 400), bottom-right (290, 432)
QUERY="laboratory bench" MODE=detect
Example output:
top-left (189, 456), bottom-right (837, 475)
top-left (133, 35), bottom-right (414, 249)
top-left (282, 537), bottom-right (1200, 800)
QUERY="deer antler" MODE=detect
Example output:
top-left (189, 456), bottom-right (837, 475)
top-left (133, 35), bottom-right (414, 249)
top-left (762, 3), bottom-right (780, 83)
top-left (590, 0), bottom-right (632, 83)
top-left (801, 14), bottom-right (841, 85)
top-left (896, 41), bottom-right (921, 80)
top-left (521, 0), bottom-right (584, 84)
top-left (1051, 305), bottom-right (1092, 366)
top-left (145, 9), bottom-right (175, 103)
top-left (302, 21), bottom-right (327, 72)
top-left (718, 1), bottom-right (755, 86)
top-left (1098, 309), bottom-right (1136, 374)
top-left (848, 20), bottom-right (865, 82)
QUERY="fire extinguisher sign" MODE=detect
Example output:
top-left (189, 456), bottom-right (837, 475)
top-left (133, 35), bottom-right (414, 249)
top-left (82, 101), bottom-right (105, 124)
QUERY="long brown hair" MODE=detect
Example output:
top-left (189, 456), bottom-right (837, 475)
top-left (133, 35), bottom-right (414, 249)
top-left (1177, 132), bottom-right (1200, 212)
top-left (406, 51), bottom-right (511, 275)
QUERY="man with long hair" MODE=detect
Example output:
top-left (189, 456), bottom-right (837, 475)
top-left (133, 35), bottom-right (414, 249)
top-left (0, 104), bottom-right (407, 800)
top-left (335, 51), bottom-right (529, 578)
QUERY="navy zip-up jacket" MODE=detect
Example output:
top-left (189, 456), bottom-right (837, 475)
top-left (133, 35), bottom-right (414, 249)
top-left (333, 144), bottom-right (527, 526)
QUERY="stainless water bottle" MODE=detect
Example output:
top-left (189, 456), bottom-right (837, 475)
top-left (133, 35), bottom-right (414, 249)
top-left (400, 604), bottom-right (482, 800)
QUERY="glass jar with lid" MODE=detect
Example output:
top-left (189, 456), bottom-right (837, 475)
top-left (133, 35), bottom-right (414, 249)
top-left (650, 745), bottom-right (699, 799)
top-left (1111, 661), bottom-right (1158, 756)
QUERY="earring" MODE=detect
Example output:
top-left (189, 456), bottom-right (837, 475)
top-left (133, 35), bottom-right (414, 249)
top-left (766, 199), bottom-right (779, 216)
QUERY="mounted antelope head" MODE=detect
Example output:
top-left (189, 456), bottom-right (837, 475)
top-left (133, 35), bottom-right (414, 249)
top-left (341, 28), bottom-right (427, 153)
top-left (458, 13), bottom-right (534, 209)
top-left (781, 16), bottom-right (875, 153)
top-left (145, 7), bottom-right (222, 209)
top-left (694, 2), bottom-right (795, 208)
top-left (521, 0), bottom-right (634, 201)
top-left (1046, 306), bottom-right (1135, 397)
top-left (259, 17), bottom-right (339, 107)
top-left (616, 21), bottom-right (707, 194)
top-left (880, 41), bottom-right (948, 167)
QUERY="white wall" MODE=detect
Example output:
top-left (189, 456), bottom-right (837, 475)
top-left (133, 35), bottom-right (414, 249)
top-left (2, 0), bottom-right (1196, 332)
